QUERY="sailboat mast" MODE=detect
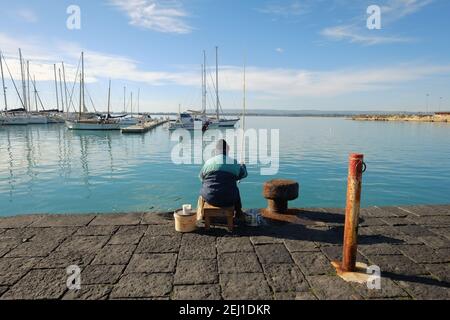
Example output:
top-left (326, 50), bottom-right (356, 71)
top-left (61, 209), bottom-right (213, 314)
top-left (19, 49), bottom-right (27, 110)
top-left (27, 61), bottom-right (31, 111)
top-left (78, 53), bottom-right (82, 119)
top-left (130, 91), bottom-right (133, 117)
top-left (215, 46), bottom-right (219, 120)
top-left (62, 62), bottom-right (69, 114)
top-left (31, 75), bottom-right (45, 111)
top-left (81, 51), bottom-right (85, 112)
top-left (201, 63), bottom-right (204, 112)
top-left (3, 52), bottom-right (25, 109)
top-left (0, 51), bottom-right (7, 111)
top-left (137, 88), bottom-right (140, 116)
top-left (107, 79), bottom-right (111, 115)
top-left (78, 73), bottom-right (82, 118)
top-left (34, 75), bottom-right (38, 112)
top-left (202, 50), bottom-right (206, 113)
top-left (53, 64), bottom-right (59, 111)
top-left (123, 86), bottom-right (126, 113)
top-left (59, 68), bottom-right (64, 113)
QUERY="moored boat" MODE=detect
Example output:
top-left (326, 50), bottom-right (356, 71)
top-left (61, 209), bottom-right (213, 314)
top-left (65, 54), bottom-right (121, 131)
top-left (66, 118), bottom-right (120, 130)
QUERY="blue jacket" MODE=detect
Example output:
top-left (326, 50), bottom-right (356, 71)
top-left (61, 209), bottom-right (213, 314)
top-left (199, 154), bottom-right (248, 207)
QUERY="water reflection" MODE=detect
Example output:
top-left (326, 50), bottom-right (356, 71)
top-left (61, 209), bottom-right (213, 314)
top-left (1, 118), bottom-right (450, 216)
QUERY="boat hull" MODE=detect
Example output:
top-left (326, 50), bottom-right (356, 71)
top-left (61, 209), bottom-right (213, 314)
top-left (66, 120), bottom-right (121, 130)
top-left (168, 123), bottom-right (196, 130)
top-left (219, 118), bottom-right (239, 127)
top-left (28, 115), bottom-right (48, 124)
top-left (0, 115), bottom-right (29, 125)
top-left (119, 117), bottom-right (139, 127)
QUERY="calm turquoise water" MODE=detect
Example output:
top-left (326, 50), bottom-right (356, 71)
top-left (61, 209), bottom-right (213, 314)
top-left (1, 117), bottom-right (449, 216)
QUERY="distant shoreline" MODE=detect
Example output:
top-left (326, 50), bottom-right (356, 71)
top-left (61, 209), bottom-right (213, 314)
top-left (149, 112), bottom-right (350, 117)
top-left (148, 110), bottom-right (449, 118)
top-left (351, 114), bottom-right (450, 123)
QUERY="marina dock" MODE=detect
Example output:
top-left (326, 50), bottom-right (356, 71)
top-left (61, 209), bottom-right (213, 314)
top-left (121, 119), bottom-right (168, 134)
top-left (0, 204), bottom-right (449, 300)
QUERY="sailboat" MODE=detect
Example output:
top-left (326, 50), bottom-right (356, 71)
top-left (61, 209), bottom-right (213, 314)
top-left (168, 104), bottom-right (206, 130)
top-left (117, 89), bottom-right (139, 127)
top-left (65, 52), bottom-right (120, 130)
top-left (26, 59), bottom-right (47, 124)
top-left (198, 47), bottom-right (240, 128)
top-left (0, 49), bottom-right (30, 125)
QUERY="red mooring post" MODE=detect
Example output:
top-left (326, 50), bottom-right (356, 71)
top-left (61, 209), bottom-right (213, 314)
top-left (341, 153), bottom-right (364, 272)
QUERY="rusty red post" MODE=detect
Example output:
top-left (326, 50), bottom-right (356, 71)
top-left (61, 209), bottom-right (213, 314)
top-left (341, 153), bottom-right (364, 272)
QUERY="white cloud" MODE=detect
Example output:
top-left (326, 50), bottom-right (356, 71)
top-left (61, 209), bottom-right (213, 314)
top-left (16, 8), bottom-right (38, 23)
top-left (321, 0), bottom-right (433, 45)
top-left (217, 64), bottom-right (450, 97)
top-left (381, 0), bottom-right (434, 21)
top-left (258, 1), bottom-right (309, 16)
top-left (275, 48), bottom-right (284, 53)
top-left (321, 25), bottom-right (414, 45)
top-left (1, 32), bottom-right (449, 106)
top-left (109, 0), bottom-right (192, 34)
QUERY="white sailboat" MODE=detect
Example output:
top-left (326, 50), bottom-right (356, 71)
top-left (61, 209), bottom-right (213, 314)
top-left (213, 47), bottom-right (239, 128)
top-left (118, 90), bottom-right (139, 127)
top-left (0, 49), bottom-right (30, 125)
top-left (26, 59), bottom-right (46, 124)
top-left (168, 103), bottom-right (204, 130)
top-left (66, 53), bottom-right (120, 130)
top-left (196, 47), bottom-right (239, 129)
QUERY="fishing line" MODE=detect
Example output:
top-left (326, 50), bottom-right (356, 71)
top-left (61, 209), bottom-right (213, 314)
top-left (240, 56), bottom-right (246, 165)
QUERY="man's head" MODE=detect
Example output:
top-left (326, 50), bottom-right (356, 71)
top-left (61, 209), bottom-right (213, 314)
top-left (216, 139), bottom-right (229, 155)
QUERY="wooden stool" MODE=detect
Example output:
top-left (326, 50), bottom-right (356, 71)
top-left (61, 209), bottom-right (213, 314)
top-left (197, 197), bottom-right (234, 232)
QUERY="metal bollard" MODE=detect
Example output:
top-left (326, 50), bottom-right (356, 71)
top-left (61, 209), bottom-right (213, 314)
top-left (341, 153), bottom-right (365, 272)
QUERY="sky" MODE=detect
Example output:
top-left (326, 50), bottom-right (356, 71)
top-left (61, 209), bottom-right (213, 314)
top-left (0, 0), bottom-right (449, 113)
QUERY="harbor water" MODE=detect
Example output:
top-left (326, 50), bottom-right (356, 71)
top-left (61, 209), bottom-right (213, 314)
top-left (1, 117), bottom-right (449, 216)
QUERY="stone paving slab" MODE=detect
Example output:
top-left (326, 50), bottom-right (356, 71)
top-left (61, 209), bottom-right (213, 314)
top-left (108, 225), bottom-right (147, 245)
top-left (110, 273), bottom-right (173, 299)
top-left (91, 244), bottom-right (136, 265)
top-left (62, 284), bottom-right (112, 300)
top-left (30, 214), bottom-right (95, 227)
top-left (89, 213), bottom-right (143, 226)
top-left (262, 264), bottom-right (309, 293)
top-left (125, 253), bottom-right (177, 274)
top-left (307, 275), bottom-right (362, 300)
top-left (0, 205), bottom-right (449, 300)
top-left (220, 273), bottom-right (272, 300)
top-left (218, 252), bottom-right (262, 273)
top-left (172, 284), bottom-right (221, 300)
top-left (0, 215), bottom-right (44, 228)
top-left (2, 268), bottom-right (67, 299)
top-left (217, 237), bottom-right (254, 253)
top-left (174, 259), bottom-right (218, 285)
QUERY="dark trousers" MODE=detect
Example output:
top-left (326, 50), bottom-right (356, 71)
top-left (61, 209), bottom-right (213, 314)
top-left (234, 189), bottom-right (243, 216)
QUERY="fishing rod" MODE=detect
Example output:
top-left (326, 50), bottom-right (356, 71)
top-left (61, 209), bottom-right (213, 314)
top-left (240, 56), bottom-right (246, 165)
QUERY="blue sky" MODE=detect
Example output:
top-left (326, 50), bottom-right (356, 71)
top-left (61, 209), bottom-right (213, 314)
top-left (0, 0), bottom-right (449, 112)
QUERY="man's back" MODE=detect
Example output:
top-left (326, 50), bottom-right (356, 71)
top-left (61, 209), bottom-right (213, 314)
top-left (199, 154), bottom-right (247, 207)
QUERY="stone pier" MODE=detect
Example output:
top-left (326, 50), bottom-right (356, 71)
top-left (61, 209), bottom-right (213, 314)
top-left (0, 205), bottom-right (449, 300)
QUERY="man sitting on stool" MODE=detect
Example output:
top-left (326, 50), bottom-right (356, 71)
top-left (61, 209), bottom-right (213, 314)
top-left (199, 139), bottom-right (247, 219)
